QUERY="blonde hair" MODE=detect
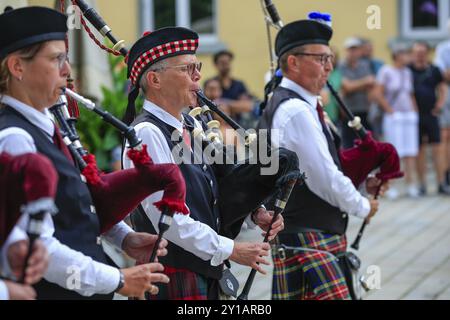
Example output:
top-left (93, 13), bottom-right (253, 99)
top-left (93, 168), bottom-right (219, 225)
top-left (0, 43), bottom-right (45, 94)
top-left (0, 57), bottom-right (10, 94)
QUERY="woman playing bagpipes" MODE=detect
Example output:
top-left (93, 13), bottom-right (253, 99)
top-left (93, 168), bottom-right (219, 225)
top-left (0, 6), bottom-right (193, 300)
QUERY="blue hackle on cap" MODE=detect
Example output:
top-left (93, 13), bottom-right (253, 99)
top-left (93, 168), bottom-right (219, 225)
top-left (275, 69), bottom-right (283, 78)
top-left (308, 12), bottom-right (332, 27)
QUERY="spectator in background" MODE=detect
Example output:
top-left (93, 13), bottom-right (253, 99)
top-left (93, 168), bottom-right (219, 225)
top-left (360, 38), bottom-right (385, 139)
top-left (435, 19), bottom-right (450, 188)
top-left (203, 78), bottom-right (238, 146)
top-left (320, 47), bottom-right (342, 125)
top-left (360, 38), bottom-right (384, 75)
top-left (375, 44), bottom-right (419, 199)
top-left (110, 145), bottom-right (122, 172)
top-left (340, 37), bottom-right (375, 148)
top-left (210, 50), bottom-right (255, 128)
top-left (410, 41), bottom-right (449, 195)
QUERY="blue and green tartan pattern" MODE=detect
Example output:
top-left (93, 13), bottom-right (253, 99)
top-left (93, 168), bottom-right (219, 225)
top-left (272, 232), bottom-right (351, 300)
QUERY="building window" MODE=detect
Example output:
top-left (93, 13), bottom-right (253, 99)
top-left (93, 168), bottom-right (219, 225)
top-left (401, 0), bottom-right (450, 39)
top-left (140, 0), bottom-right (222, 52)
top-left (154, 0), bottom-right (176, 29)
top-left (190, 0), bottom-right (215, 34)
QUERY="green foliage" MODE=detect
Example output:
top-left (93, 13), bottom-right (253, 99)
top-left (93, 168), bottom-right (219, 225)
top-left (76, 54), bottom-right (142, 171)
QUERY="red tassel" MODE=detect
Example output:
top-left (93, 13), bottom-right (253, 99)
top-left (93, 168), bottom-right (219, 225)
top-left (127, 144), bottom-right (153, 166)
top-left (154, 199), bottom-right (189, 215)
top-left (82, 154), bottom-right (102, 185)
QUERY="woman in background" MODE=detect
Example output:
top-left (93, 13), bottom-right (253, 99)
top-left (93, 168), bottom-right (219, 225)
top-left (375, 44), bottom-right (419, 199)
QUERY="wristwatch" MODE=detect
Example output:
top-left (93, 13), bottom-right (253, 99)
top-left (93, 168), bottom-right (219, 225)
top-left (115, 270), bottom-right (125, 293)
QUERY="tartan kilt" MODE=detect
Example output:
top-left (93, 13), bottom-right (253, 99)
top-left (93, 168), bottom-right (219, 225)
top-left (272, 232), bottom-right (351, 300)
top-left (148, 266), bottom-right (209, 300)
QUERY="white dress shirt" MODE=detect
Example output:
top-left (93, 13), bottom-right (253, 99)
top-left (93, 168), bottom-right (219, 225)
top-left (123, 100), bottom-right (240, 267)
top-left (271, 78), bottom-right (370, 219)
top-left (0, 95), bottom-right (133, 296)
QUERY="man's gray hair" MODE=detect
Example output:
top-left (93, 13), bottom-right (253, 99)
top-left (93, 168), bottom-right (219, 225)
top-left (279, 45), bottom-right (306, 74)
top-left (139, 59), bottom-right (169, 94)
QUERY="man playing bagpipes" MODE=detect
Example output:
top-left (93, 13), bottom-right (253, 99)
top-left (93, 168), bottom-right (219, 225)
top-left (122, 27), bottom-right (285, 300)
top-left (0, 152), bottom-right (54, 300)
top-left (0, 6), bottom-right (175, 299)
top-left (258, 17), bottom-right (388, 300)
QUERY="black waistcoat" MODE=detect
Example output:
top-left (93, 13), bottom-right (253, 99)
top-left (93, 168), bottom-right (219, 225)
top-left (258, 87), bottom-right (348, 235)
top-left (130, 111), bottom-right (223, 280)
top-left (0, 105), bottom-right (113, 300)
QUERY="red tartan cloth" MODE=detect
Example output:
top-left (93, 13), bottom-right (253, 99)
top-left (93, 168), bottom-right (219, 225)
top-left (0, 153), bottom-right (58, 246)
top-left (148, 265), bottom-right (208, 300)
top-left (272, 232), bottom-right (351, 300)
top-left (81, 145), bottom-right (189, 233)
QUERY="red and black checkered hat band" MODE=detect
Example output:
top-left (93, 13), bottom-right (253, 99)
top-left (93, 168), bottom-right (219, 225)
top-left (129, 38), bottom-right (199, 85)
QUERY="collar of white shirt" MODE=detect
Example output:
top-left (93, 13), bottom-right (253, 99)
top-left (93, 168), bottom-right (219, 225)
top-left (0, 94), bottom-right (55, 138)
top-left (143, 99), bottom-right (185, 135)
top-left (279, 77), bottom-right (319, 111)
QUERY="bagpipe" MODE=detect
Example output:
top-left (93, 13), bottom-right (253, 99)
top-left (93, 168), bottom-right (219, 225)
top-left (194, 91), bottom-right (303, 238)
top-left (58, 0), bottom-right (303, 299)
top-left (0, 153), bottom-right (58, 283)
top-left (194, 91), bottom-right (303, 301)
top-left (326, 83), bottom-right (404, 250)
top-left (51, 0), bottom-right (189, 262)
top-left (256, 0), bottom-right (406, 300)
top-left (259, 1), bottom-right (404, 250)
top-left (72, 0), bottom-right (303, 239)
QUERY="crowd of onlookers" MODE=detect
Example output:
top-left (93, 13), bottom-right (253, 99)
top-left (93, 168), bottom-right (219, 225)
top-left (202, 26), bottom-right (450, 200)
top-left (319, 35), bottom-right (450, 199)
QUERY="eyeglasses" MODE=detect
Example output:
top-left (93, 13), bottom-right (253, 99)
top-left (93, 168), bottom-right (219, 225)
top-left (26, 52), bottom-right (69, 69)
top-left (294, 52), bottom-right (335, 66)
top-left (154, 62), bottom-right (202, 78)
top-left (41, 52), bottom-right (69, 69)
top-left (53, 52), bottom-right (69, 69)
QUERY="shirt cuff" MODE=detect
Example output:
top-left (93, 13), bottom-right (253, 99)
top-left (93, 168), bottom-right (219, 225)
top-left (210, 236), bottom-right (234, 267)
top-left (355, 197), bottom-right (371, 219)
top-left (41, 235), bottom-right (122, 296)
top-left (95, 265), bottom-right (121, 295)
top-left (103, 221), bottom-right (134, 250)
top-left (0, 280), bottom-right (9, 300)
